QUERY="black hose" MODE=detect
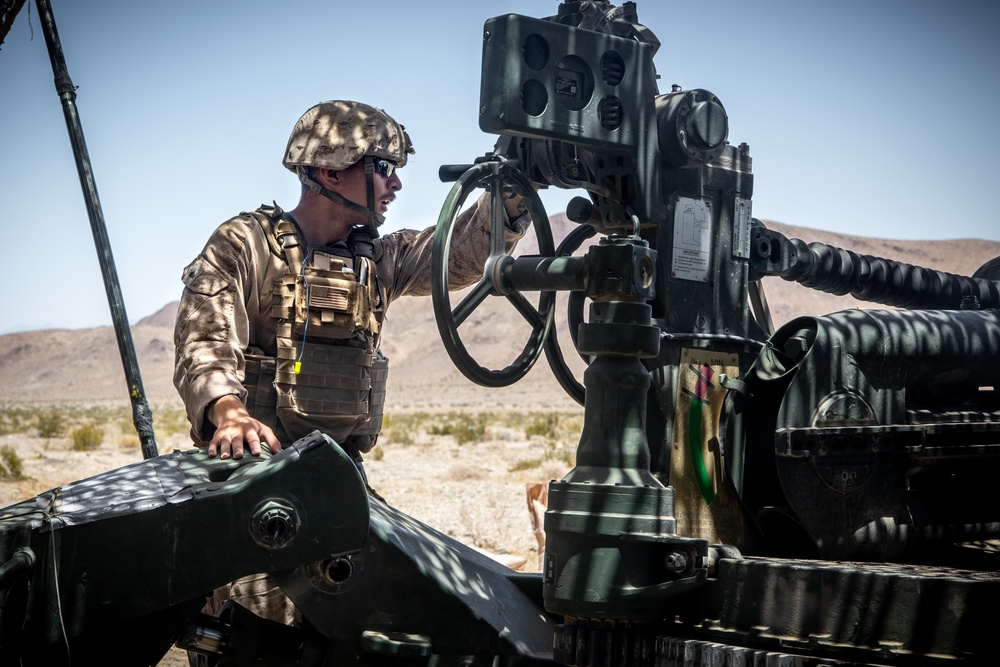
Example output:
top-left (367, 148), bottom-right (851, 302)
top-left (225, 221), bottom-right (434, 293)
top-left (0, 548), bottom-right (35, 590)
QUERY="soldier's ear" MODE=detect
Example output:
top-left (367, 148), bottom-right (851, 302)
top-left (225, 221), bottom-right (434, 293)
top-left (317, 168), bottom-right (341, 189)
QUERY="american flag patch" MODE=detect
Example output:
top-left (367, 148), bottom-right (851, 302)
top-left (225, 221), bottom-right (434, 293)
top-left (309, 285), bottom-right (350, 310)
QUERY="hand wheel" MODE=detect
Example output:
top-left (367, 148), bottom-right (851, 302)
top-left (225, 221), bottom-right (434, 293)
top-left (543, 223), bottom-right (597, 405)
top-left (431, 159), bottom-right (556, 387)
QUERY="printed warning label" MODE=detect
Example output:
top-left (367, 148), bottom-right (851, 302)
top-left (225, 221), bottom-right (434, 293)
top-left (671, 197), bottom-right (712, 282)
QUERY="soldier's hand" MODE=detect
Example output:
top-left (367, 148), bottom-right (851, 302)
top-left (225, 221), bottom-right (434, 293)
top-left (207, 395), bottom-right (282, 460)
top-left (502, 185), bottom-right (536, 221)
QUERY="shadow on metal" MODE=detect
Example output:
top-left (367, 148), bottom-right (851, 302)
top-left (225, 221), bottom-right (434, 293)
top-left (0, 432), bottom-right (369, 666)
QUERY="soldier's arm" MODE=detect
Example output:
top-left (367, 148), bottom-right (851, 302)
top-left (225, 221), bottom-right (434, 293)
top-left (378, 190), bottom-right (530, 301)
top-left (173, 217), bottom-right (281, 458)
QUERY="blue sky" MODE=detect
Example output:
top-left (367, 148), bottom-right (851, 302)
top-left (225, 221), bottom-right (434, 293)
top-left (1, 0), bottom-right (998, 333)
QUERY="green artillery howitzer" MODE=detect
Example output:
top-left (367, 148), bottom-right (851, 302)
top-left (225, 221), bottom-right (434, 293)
top-left (432, 1), bottom-right (1000, 664)
top-left (1, 2), bottom-right (998, 665)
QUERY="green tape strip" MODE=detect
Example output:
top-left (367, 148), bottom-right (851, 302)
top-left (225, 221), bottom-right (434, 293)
top-left (688, 397), bottom-right (716, 505)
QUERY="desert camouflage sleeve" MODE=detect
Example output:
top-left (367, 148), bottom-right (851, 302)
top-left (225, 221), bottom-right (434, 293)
top-left (172, 215), bottom-right (267, 441)
top-left (377, 192), bottom-right (528, 302)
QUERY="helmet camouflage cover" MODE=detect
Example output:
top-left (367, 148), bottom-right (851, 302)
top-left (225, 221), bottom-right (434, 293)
top-left (283, 100), bottom-right (415, 172)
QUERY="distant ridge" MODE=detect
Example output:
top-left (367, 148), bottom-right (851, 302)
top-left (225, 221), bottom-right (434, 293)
top-left (1, 219), bottom-right (998, 407)
top-left (136, 302), bottom-right (179, 329)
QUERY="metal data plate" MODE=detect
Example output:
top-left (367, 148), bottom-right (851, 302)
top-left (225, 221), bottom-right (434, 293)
top-left (733, 197), bottom-right (752, 260)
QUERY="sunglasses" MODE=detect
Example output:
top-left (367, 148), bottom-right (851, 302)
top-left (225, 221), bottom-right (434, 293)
top-left (369, 157), bottom-right (398, 178)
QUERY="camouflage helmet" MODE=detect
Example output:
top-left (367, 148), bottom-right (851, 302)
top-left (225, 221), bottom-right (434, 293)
top-left (282, 100), bottom-right (414, 172)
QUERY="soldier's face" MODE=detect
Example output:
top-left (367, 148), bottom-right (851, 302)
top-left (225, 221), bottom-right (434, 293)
top-left (336, 159), bottom-right (402, 219)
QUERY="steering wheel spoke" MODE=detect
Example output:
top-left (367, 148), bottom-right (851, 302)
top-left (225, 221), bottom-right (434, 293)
top-left (488, 174), bottom-right (508, 257)
top-left (453, 278), bottom-right (493, 328)
top-left (505, 290), bottom-right (547, 330)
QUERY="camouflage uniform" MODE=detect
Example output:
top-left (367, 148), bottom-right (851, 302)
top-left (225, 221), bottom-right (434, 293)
top-left (173, 100), bottom-right (528, 625)
top-left (173, 196), bottom-right (525, 455)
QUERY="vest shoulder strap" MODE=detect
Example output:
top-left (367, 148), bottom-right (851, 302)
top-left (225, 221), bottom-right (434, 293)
top-left (249, 202), bottom-right (307, 272)
top-left (248, 202), bottom-right (288, 259)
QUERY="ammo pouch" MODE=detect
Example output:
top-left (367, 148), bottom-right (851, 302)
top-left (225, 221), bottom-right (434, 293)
top-left (272, 325), bottom-right (388, 453)
top-left (241, 343), bottom-right (387, 454)
top-left (242, 351), bottom-right (278, 418)
top-left (288, 256), bottom-right (380, 341)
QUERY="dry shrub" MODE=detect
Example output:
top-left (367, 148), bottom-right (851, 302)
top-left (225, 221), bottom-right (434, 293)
top-left (383, 412), bottom-right (429, 446)
top-left (448, 464), bottom-right (486, 482)
top-left (72, 423), bottom-right (104, 451)
top-left (458, 487), bottom-right (517, 553)
top-left (35, 409), bottom-right (65, 438)
top-left (0, 445), bottom-right (24, 479)
top-left (508, 442), bottom-right (574, 473)
top-left (429, 412), bottom-right (489, 445)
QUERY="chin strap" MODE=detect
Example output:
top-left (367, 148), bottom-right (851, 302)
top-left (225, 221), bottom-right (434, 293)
top-left (296, 162), bottom-right (384, 236)
top-left (363, 158), bottom-right (378, 227)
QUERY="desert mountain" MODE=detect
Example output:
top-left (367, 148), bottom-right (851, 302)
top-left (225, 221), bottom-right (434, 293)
top-left (1, 216), bottom-right (998, 409)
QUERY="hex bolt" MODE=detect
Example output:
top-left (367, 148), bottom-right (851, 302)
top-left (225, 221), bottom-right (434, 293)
top-left (250, 499), bottom-right (299, 548)
top-left (665, 550), bottom-right (688, 573)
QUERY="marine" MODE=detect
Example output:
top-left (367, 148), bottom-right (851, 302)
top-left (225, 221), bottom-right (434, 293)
top-left (172, 99), bottom-right (530, 623)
